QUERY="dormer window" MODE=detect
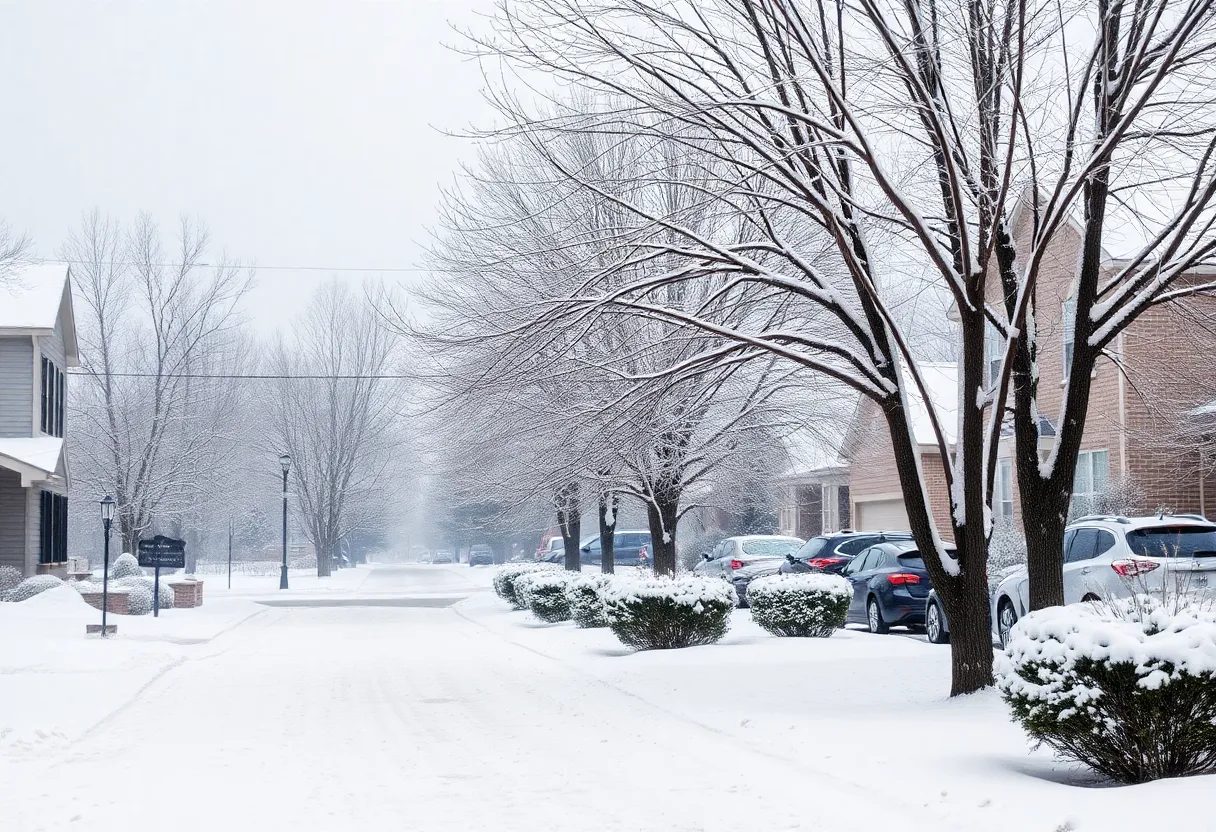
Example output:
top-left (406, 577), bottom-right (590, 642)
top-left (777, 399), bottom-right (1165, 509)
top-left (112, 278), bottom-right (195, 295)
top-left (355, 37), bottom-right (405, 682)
top-left (40, 356), bottom-right (64, 438)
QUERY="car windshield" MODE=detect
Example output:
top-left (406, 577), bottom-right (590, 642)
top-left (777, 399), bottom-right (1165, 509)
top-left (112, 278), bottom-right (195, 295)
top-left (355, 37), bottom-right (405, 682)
top-left (547, 540), bottom-right (563, 552)
top-left (1126, 526), bottom-right (1216, 558)
top-left (797, 538), bottom-right (829, 559)
top-left (741, 538), bottom-right (801, 556)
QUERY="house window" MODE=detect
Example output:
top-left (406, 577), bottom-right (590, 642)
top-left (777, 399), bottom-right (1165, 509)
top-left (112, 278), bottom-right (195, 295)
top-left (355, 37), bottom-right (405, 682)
top-left (1072, 449), bottom-right (1109, 516)
top-left (821, 485), bottom-right (838, 534)
top-left (39, 491), bottom-right (69, 564)
top-left (40, 357), bottom-right (65, 438)
top-left (985, 320), bottom-right (1003, 389)
top-left (1062, 299), bottom-right (1076, 381)
top-left (995, 458), bottom-right (1014, 521)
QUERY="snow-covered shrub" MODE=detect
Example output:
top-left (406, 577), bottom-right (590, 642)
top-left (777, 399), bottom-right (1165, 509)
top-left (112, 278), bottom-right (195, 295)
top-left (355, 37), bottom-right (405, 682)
top-left (0, 565), bottom-right (23, 597)
top-left (121, 580), bottom-right (155, 615)
top-left (603, 575), bottom-right (734, 650)
top-left (492, 562), bottom-right (557, 610)
top-left (109, 553), bottom-right (143, 580)
top-left (518, 571), bottom-right (575, 623)
top-left (5, 574), bottom-right (65, 602)
top-left (998, 597), bottom-right (1216, 783)
top-left (115, 576), bottom-right (174, 611)
top-left (567, 574), bottom-right (613, 628)
top-left (748, 573), bottom-right (851, 637)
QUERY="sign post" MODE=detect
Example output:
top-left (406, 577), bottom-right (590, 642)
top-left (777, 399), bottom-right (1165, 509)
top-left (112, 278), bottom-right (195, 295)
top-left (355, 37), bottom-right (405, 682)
top-left (137, 536), bottom-right (186, 618)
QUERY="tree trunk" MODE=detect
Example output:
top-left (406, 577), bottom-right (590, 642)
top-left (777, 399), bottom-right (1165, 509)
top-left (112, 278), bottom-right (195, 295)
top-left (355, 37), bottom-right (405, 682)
top-left (644, 490), bottom-right (679, 576)
top-left (316, 542), bottom-right (332, 578)
top-left (598, 489), bottom-right (618, 574)
top-left (556, 482), bottom-right (582, 572)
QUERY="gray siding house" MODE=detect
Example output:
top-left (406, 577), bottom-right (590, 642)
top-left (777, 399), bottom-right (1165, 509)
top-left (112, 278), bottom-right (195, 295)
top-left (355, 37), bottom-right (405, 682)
top-left (0, 263), bottom-right (79, 576)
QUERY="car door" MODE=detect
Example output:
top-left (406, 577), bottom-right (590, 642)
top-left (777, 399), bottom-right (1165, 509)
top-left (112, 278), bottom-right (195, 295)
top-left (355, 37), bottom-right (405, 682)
top-left (1062, 528), bottom-right (1100, 603)
top-left (714, 540), bottom-right (738, 578)
top-left (841, 548), bottom-right (877, 619)
top-left (698, 541), bottom-right (724, 576)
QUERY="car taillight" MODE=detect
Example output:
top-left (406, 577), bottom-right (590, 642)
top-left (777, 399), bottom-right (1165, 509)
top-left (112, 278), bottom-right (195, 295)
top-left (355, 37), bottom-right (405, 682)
top-left (887, 573), bottom-right (921, 585)
top-left (1111, 558), bottom-right (1160, 578)
top-left (807, 557), bottom-right (844, 570)
top-left (729, 559), bottom-right (744, 570)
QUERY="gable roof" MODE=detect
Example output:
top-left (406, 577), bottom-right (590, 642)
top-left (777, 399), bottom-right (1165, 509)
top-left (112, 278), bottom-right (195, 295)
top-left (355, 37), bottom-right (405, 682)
top-left (0, 262), bottom-right (79, 365)
top-left (904, 361), bottom-right (957, 447)
top-left (0, 437), bottom-right (65, 486)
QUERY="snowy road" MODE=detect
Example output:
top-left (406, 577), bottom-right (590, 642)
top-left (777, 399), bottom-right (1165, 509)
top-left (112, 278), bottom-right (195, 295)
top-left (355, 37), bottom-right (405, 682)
top-left (8, 566), bottom-right (950, 832)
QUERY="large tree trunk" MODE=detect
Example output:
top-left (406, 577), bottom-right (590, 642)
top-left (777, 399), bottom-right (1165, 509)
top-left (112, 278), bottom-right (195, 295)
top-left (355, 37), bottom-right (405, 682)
top-left (598, 489), bottom-right (618, 574)
top-left (556, 482), bottom-right (582, 572)
top-left (316, 541), bottom-right (333, 578)
top-left (644, 487), bottom-right (679, 576)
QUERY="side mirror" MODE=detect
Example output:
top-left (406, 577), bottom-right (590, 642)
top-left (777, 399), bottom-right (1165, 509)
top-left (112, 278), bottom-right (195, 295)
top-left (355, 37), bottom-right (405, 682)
top-left (580, 546), bottom-right (591, 553)
top-left (701, 552), bottom-right (712, 561)
top-left (786, 554), bottom-right (797, 563)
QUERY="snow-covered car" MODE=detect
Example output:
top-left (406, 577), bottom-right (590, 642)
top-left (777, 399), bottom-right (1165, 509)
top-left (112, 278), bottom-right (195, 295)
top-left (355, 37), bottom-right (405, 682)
top-left (693, 535), bottom-right (804, 581)
top-left (991, 514), bottom-right (1216, 647)
top-left (468, 546), bottom-right (494, 566)
top-left (431, 550), bottom-right (454, 564)
top-left (730, 560), bottom-right (784, 607)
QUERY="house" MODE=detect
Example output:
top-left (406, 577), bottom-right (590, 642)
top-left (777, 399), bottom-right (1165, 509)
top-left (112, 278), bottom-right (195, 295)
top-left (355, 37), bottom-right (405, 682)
top-left (0, 263), bottom-right (79, 576)
top-left (842, 193), bottom-right (1216, 531)
top-left (774, 429), bottom-right (851, 539)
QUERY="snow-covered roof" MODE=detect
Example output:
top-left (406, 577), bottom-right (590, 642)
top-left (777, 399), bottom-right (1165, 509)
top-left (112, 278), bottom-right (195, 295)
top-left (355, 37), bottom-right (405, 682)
top-left (0, 437), bottom-right (65, 484)
top-left (0, 262), bottom-right (71, 330)
top-left (903, 362), bottom-right (957, 447)
top-left (779, 427), bottom-right (847, 480)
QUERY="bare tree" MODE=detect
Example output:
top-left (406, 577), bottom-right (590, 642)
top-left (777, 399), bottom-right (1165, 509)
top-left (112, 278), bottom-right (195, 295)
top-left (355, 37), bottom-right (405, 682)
top-left (0, 219), bottom-right (32, 289)
top-left (269, 280), bottom-right (401, 577)
top-left (64, 210), bottom-right (253, 554)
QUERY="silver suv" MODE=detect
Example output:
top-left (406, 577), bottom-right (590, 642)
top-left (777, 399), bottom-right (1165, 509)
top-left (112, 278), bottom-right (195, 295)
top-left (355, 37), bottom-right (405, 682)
top-left (992, 514), bottom-right (1216, 647)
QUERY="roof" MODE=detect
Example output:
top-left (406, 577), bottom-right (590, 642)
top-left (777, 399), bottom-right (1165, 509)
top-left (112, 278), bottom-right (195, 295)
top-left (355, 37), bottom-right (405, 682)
top-left (0, 437), bottom-right (65, 485)
top-left (779, 427), bottom-right (848, 481)
top-left (0, 262), bottom-right (71, 330)
top-left (903, 362), bottom-right (957, 447)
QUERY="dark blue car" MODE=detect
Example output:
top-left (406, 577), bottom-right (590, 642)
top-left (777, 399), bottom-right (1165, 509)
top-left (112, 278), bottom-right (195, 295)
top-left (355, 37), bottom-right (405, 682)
top-left (841, 540), bottom-right (943, 633)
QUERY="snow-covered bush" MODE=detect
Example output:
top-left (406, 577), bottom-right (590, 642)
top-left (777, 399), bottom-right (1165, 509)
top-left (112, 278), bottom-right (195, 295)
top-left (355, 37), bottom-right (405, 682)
top-left (518, 571), bottom-right (575, 623)
top-left (747, 573), bottom-right (851, 637)
top-left (998, 597), bottom-right (1216, 783)
top-left (603, 575), bottom-right (734, 650)
top-left (567, 574), bottom-right (613, 628)
top-left (115, 576), bottom-right (174, 611)
top-left (121, 579), bottom-right (155, 615)
top-left (0, 565), bottom-right (23, 597)
top-left (492, 562), bottom-right (557, 610)
top-left (109, 553), bottom-right (143, 580)
top-left (5, 574), bottom-right (65, 602)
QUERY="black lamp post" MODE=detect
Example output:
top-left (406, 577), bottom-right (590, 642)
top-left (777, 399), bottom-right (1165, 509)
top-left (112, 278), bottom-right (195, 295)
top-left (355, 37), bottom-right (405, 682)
top-left (279, 454), bottom-right (291, 590)
top-left (100, 495), bottom-right (115, 637)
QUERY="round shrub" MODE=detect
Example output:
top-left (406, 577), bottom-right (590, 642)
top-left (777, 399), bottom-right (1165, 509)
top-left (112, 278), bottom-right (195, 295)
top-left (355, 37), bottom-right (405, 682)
top-left (115, 576), bottom-right (174, 610)
top-left (519, 571), bottom-right (575, 623)
top-left (603, 575), bottom-right (734, 650)
top-left (121, 580), bottom-right (155, 615)
top-left (748, 573), bottom-right (851, 637)
top-left (5, 574), bottom-right (65, 602)
top-left (109, 553), bottom-right (143, 580)
top-left (492, 563), bottom-right (557, 610)
top-left (0, 565), bottom-right (23, 597)
top-left (998, 597), bottom-right (1216, 783)
top-left (567, 574), bottom-right (613, 628)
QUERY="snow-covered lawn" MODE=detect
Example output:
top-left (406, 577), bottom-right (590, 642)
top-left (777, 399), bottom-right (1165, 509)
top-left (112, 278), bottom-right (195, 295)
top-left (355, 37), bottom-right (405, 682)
top-left (459, 571), bottom-right (1216, 832)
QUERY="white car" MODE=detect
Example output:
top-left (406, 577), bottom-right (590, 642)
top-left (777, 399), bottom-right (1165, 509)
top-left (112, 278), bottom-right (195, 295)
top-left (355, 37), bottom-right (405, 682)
top-left (693, 535), bottom-right (805, 581)
top-left (992, 514), bottom-right (1216, 647)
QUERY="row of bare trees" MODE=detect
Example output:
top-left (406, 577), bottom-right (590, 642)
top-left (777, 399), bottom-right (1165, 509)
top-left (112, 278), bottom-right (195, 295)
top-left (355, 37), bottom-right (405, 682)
top-left (419, 0), bottom-right (1216, 694)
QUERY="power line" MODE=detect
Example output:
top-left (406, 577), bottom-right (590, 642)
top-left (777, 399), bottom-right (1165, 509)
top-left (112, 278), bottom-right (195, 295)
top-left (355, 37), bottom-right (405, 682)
top-left (67, 370), bottom-right (412, 380)
top-left (40, 258), bottom-right (429, 273)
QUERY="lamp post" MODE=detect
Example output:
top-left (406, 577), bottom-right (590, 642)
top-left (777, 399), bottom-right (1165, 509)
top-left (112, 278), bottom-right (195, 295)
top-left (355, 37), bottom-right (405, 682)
top-left (279, 454), bottom-right (291, 590)
top-left (100, 496), bottom-right (115, 637)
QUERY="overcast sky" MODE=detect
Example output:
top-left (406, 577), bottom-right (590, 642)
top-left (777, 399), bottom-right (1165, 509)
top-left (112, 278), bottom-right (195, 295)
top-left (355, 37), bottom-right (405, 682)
top-left (0, 1), bottom-right (496, 333)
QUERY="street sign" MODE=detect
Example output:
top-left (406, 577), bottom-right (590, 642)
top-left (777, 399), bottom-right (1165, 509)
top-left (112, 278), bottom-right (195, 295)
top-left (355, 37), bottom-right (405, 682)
top-left (137, 536), bottom-right (186, 569)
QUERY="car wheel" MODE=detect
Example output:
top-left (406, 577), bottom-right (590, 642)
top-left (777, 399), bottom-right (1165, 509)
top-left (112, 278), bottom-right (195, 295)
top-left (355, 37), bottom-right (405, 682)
top-left (866, 598), bottom-right (889, 635)
top-left (997, 599), bottom-right (1018, 649)
top-left (1082, 593), bottom-right (1101, 603)
top-left (926, 601), bottom-right (949, 644)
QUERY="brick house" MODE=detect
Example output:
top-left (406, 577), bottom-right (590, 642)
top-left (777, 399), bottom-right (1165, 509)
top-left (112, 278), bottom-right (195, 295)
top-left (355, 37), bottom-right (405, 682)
top-left (842, 195), bottom-right (1216, 532)
top-left (0, 263), bottom-right (79, 576)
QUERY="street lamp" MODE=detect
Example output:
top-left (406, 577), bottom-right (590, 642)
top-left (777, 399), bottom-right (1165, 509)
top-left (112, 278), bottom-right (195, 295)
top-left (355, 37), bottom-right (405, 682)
top-left (279, 454), bottom-right (291, 590)
top-left (100, 496), bottom-right (115, 637)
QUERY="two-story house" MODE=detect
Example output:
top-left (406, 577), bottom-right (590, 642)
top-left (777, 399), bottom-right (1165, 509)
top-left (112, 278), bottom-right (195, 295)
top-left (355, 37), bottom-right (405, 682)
top-left (843, 194), bottom-right (1216, 532)
top-left (0, 263), bottom-right (78, 576)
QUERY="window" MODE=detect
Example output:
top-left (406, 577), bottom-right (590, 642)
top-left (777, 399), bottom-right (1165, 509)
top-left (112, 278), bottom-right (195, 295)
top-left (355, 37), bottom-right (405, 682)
top-left (1072, 450), bottom-right (1109, 515)
top-left (837, 536), bottom-right (875, 556)
top-left (39, 357), bottom-right (65, 438)
top-left (1062, 299), bottom-right (1076, 381)
top-left (1126, 526), bottom-right (1216, 558)
top-left (995, 458), bottom-right (1014, 521)
top-left (39, 491), bottom-right (68, 564)
top-left (1066, 528), bottom-right (1100, 562)
top-left (985, 319), bottom-right (1004, 389)
top-left (1094, 529), bottom-right (1117, 558)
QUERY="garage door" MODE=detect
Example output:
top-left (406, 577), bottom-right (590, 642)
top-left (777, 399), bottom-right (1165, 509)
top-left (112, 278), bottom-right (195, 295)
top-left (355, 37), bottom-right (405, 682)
top-left (854, 499), bottom-right (910, 532)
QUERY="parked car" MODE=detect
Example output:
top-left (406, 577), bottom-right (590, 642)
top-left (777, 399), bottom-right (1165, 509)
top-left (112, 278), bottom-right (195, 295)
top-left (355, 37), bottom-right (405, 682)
top-left (538, 538), bottom-right (566, 563)
top-left (781, 531), bottom-right (914, 576)
top-left (991, 513), bottom-right (1216, 648)
top-left (841, 540), bottom-right (942, 633)
top-left (468, 545), bottom-right (494, 566)
top-left (694, 535), bottom-right (804, 581)
top-left (579, 530), bottom-right (653, 567)
top-left (431, 550), bottom-right (454, 564)
top-left (730, 560), bottom-right (784, 607)
top-left (923, 588), bottom-right (950, 643)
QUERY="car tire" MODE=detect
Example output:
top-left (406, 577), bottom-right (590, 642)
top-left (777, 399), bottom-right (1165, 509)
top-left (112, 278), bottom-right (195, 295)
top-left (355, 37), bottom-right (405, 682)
top-left (926, 601), bottom-right (949, 644)
top-left (1082, 593), bottom-right (1101, 603)
top-left (866, 598), bottom-right (889, 635)
top-left (997, 599), bottom-right (1018, 649)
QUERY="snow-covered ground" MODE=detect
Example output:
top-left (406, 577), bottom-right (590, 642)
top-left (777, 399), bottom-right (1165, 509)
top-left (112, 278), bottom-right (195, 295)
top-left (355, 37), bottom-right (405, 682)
top-left (1, 564), bottom-right (1210, 831)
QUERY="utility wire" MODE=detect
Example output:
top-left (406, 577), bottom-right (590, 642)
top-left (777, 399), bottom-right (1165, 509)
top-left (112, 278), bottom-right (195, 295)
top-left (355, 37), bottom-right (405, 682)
top-left (67, 370), bottom-right (412, 380)
top-left (39, 258), bottom-right (429, 273)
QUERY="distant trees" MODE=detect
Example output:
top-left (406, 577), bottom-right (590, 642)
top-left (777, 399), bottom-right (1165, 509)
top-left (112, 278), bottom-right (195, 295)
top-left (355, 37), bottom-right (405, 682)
top-left (0, 219), bottom-right (31, 288)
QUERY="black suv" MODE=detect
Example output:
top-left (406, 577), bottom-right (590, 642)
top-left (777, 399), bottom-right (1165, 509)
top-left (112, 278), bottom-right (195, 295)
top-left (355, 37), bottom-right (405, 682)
top-left (779, 531), bottom-right (913, 575)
